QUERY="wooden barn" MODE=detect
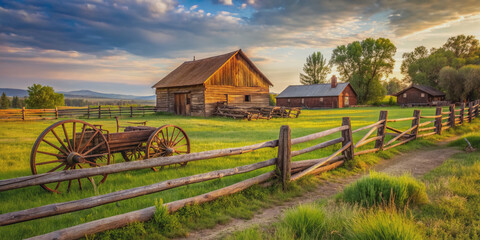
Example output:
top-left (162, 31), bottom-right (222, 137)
top-left (152, 50), bottom-right (273, 116)
top-left (394, 84), bottom-right (446, 106)
top-left (276, 76), bottom-right (357, 108)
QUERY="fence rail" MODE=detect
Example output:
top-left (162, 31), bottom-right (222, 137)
top-left (0, 106), bottom-right (158, 121)
top-left (1, 100), bottom-right (479, 240)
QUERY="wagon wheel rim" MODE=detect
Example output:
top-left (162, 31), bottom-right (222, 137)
top-left (146, 125), bottom-right (190, 171)
top-left (30, 119), bottom-right (111, 193)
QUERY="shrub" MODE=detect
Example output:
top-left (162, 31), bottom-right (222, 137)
top-left (348, 210), bottom-right (423, 240)
top-left (341, 172), bottom-right (428, 208)
top-left (153, 199), bottom-right (183, 236)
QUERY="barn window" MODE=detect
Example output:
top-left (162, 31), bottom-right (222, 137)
top-left (244, 95), bottom-right (251, 102)
top-left (403, 93), bottom-right (407, 98)
top-left (320, 97), bottom-right (323, 102)
top-left (421, 93), bottom-right (425, 97)
top-left (301, 98), bottom-right (304, 104)
top-left (287, 98), bottom-right (290, 103)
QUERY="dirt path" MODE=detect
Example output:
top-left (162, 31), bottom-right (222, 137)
top-left (176, 142), bottom-right (462, 240)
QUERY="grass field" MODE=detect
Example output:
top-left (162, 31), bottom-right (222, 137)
top-left (0, 106), bottom-right (461, 239)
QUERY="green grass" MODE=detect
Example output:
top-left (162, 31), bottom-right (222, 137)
top-left (339, 172), bottom-right (428, 208)
top-left (0, 106), bottom-right (473, 239)
top-left (227, 125), bottom-right (480, 240)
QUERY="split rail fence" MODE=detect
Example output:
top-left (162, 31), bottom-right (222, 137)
top-left (0, 106), bottom-right (158, 121)
top-left (0, 100), bottom-right (479, 240)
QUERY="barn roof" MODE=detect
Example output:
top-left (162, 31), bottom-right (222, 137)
top-left (393, 84), bottom-right (445, 97)
top-left (276, 83), bottom-right (353, 98)
top-left (152, 49), bottom-right (273, 88)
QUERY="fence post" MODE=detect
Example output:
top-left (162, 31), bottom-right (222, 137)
top-left (475, 100), bottom-right (480, 118)
top-left (87, 106), bottom-right (90, 119)
top-left (130, 106), bottom-right (133, 117)
top-left (468, 101), bottom-right (473, 123)
top-left (98, 105), bottom-right (102, 119)
top-left (435, 107), bottom-right (443, 135)
top-left (449, 104), bottom-right (455, 128)
top-left (341, 117), bottom-right (354, 160)
top-left (460, 103), bottom-right (465, 124)
top-left (22, 107), bottom-right (25, 120)
top-left (55, 107), bottom-right (58, 119)
top-left (276, 125), bottom-right (291, 190)
top-left (411, 110), bottom-right (421, 139)
top-left (374, 110), bottom-right (388, 150)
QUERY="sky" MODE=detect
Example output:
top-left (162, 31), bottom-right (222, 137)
top-left (1, 0), bottom-right (480, 96)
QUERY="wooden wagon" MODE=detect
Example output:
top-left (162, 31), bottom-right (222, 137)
top-left (30, 119), bottom-right (190, 193)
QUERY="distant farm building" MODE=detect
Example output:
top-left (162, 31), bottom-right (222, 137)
top-left (152, 50), bottom-right (273, 116)
top-left (276, 76), bottom-right (357, 108)
top-left (394, 85), bottom-right (446, 106)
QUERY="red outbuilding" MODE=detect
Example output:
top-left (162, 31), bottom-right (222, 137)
top-left (276, 76), bottom-right (357, 108)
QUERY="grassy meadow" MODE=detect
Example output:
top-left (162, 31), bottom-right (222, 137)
top-left (0, 106), bottom-right (468, 239)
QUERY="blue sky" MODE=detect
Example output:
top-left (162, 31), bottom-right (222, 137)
top-left (1, 0), bottom-right (479, 95)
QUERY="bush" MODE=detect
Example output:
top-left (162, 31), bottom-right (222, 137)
top-left (341, 172), bottom-right (428, 208)
top-left (348, 210), bottom-right (423, 240)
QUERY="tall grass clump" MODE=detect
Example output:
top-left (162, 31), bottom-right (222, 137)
top-left (341, 172), bottom-right (428, 208)
top-left (348, 210), bottom-right (423, 240)
top-left (279, 204), bottom-right (327, 239)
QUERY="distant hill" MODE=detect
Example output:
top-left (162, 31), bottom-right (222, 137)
top-left (0, 88), bottom-right (28, 97)
top-left (0, 88), bottom-right (155, 101)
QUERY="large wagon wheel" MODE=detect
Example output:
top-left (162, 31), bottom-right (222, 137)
top-left (146, 125), bottom-right (190, 171)
top-left (30, 120), bottom-right (111, 193)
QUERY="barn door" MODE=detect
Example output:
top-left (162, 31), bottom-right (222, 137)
top-left (174, 93), bottom-right (190, 115)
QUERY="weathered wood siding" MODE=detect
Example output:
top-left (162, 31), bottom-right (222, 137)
top-left (155, 85), bottom-right (205, 116)
top-left (204, 86), bottom-right (269, 115)
top-left (204, 54), bottom-right (270, 89)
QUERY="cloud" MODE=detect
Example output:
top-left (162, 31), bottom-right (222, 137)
top-left (213, 0), bottom-right (234, 6)
top-left (1, 0), bottom-right (479, 61)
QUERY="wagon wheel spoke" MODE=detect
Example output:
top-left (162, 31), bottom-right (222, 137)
top-left (72, 122), bottom-right (76, 151)
top-left (50, 129), bottom-right (69, 154)
top-left (67, 179), bottom-right (73, 193)
top-left (170, 130), bottom-right (182, 147)
top-left (82, 141), bottom-right (106, 156)
top-left (41, 139), bottom-right (69, 155)
top-left (76, 124), bottom-right (87, 152)
top-left (62, 123), bottom-right (73, 152)
top-left (35, 159), bottom-right (65, 165)
top-left (168, 128), bottom-right (176, 146)
top-left (37, 150), bottom-right (67, 159)
top-left (84, 153), bottom-right (108, 159)
top-left (78, 130), bottom-right (100, 154)
top-left (172, 137), bottom-right (186, 147)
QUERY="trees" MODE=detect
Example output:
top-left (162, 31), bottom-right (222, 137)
top-left (402, 35), bottom-right (480, 87)
top-left (439, 65), bottom-right (480, 101)
top-left (11, 96), bottom-right (21, 108)
top-left (330, 38), bottom-right (395, 103)
top-left (0, 92), bottom-right (10, 109)
top-left (25, 84), bottom-right (64, 109)
top-left (383, 78), bottom-right (405, 95)
top-left (443, 35), bottom-right (479, 59)
top-left (300, 52), bottom-right (331, 85)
